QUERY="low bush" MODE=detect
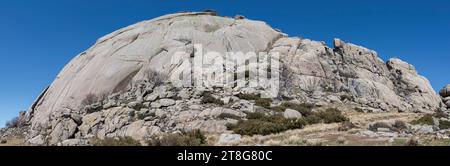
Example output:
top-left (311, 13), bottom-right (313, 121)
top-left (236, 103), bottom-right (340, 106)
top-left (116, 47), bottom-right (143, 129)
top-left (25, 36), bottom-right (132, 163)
top-left (439, 120), bottom-right (450, 130)
top-left (228, 107), bottom-right (348, 136)
top-left (91, 137), bottom-right (141, 146)
top-left (217, 113), bottom-right (242, 120)
top-left (228, 112), bottom-right (307, 136)
top-left (315, 108), bottom-right (348, 124)
top-left (392, 120), bottom-right (408, 131)
top-left (255, 98), bottom-right (273, 109)
top-left (147, 130), bottom-right (207, 146)
top-left (235, 93), bottom-right (261, 101)
top-left (411, 114), bottom-right (434, 125)
top-left (5, 117), bottom-right (19, 128)
top-left (201, 92), bottom-right (224, 105)
top-left (404, 139), bottom-right (420, 146)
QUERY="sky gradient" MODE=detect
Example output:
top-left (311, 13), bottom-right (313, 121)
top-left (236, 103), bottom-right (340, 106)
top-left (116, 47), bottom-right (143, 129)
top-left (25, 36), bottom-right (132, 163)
top-left (0, 0), bottom-right (449, 127)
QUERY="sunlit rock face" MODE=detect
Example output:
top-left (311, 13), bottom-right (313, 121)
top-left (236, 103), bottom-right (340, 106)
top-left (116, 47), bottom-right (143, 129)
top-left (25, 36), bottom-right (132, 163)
top-left (25, 12), bottom-right (442, 145)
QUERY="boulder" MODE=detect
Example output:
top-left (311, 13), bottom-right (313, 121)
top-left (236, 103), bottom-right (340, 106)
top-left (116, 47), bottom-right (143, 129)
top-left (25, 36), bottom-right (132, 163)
top-left (158, 99), bottom-right (176, 107)
top-left (28, 135), bottom-right (46, 145)
top-left (49, 118), bottom-right (78, 145)
top-left (218, 134), bottom-right (241, 144)
top-left (283, 109), bottom-right (302, 119)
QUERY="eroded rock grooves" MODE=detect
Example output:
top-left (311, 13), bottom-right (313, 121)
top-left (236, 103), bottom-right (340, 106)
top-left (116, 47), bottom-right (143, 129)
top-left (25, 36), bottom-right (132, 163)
top-left (21, 12), bottom-right (445, 145)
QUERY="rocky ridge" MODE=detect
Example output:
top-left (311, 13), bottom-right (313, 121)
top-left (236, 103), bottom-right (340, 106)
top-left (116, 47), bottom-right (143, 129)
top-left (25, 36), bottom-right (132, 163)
top-left (9, 11), bottom-right (447, 145)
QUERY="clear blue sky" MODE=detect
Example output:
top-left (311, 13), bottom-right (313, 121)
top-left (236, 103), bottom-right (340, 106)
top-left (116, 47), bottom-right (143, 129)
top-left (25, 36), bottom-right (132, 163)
top-left (0, 0), bottom-right (449, 127)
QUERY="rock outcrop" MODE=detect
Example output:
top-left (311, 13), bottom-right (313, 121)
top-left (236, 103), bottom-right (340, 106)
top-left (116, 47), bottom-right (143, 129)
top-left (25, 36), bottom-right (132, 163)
top-left (24, 12), bottom-right (443, 145)
top-left (440, 84), bottom-right (450, 109)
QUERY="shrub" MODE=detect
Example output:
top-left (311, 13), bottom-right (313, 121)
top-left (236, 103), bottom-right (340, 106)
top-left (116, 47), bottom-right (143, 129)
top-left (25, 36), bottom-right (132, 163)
top-left (147, 130), bottom-right (207, 146)
top-left (404, 139), bottom-right (420, 146)
top-left (217, 113), bottom-right (242, 120)
top-left (255, 98), bottom-right (272, 109)
top-left (338, 121), bottom-right (357, 131)
top-left (340, 94), bottom-right (353, 101)
top-left (228, 108), bottom-right (348, 136)
top-left (145, 69), bottom-right (168, 86)
top-left (235, 93), bottom-right (261, 101)
top-left (91, 137), bottom-right (141, 146)
top-left (368, 122), bottom-right (391, 132)
top-left (81, 93), bottom-right (99, 106)
top-left (439, 120), bottom-right (450, 130)
top-left (5, 117), bottom-right (19, 128)
top-left (270, 106), bottom-right (286, 112)
top-left (411, 114), bottom-right (434, 125)
top-left (201, 92), bottom-right (224, 105)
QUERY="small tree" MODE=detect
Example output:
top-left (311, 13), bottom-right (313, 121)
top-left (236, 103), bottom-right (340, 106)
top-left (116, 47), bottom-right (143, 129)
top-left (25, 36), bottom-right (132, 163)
top-left (5, 117), bottom-right (19, 128)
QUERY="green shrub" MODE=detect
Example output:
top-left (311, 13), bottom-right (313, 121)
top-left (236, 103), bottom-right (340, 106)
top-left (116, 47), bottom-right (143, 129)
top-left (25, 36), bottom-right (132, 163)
top-left (235, 93), bottom-right (261, 101)
top-left (147, 130), bottom-right (207, 146)
top-left (338, 121), bottom-right (356, 131)
top-left (228, 112), bottom-right (307, 136)
top-left (340, 94), bottom-right (353, 101)
top-left (201, 92), bottom-right (224, 105)
top-left (81, 93), bottom-right (99, 106)
top-left (255, 98), bottom-right (273, 109)
top-left (280, 102), bottom-right (314, 117)
top-left (270, 106), bottom-right (286, 112)
top-left (315, 108), bottom-right (348, 124)
top-left (5, 116), bottom-right (19, 129)
top-left (392, 120), bottom-right (408, 131)
top-left (91, 137), bottom-right (141, 146)
top-left (439, 120), bottom-right (450, 130)
top-left (217, 113), bottom-right (242, 120)
top-left (368, 122), bottom-right (391, 132)
top-left (411, 114), bottom-right (434, 125)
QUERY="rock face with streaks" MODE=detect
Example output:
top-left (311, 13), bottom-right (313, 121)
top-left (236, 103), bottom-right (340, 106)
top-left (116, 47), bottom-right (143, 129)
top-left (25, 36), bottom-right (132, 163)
top-left (24, 12), bottom-right (443, 145)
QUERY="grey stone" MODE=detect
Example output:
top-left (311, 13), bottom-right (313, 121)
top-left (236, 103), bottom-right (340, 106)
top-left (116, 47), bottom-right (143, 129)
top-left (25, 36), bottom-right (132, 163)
top-left (283, 109), bottom-right (302, 119)
top-left (28, 135), bottom-right (46, 145)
